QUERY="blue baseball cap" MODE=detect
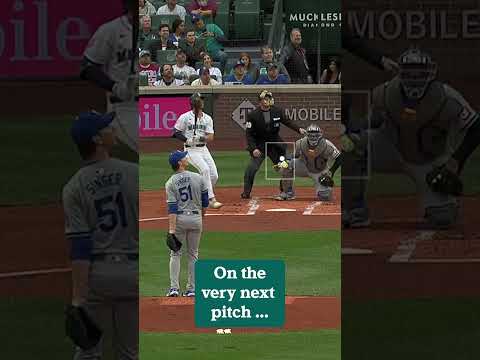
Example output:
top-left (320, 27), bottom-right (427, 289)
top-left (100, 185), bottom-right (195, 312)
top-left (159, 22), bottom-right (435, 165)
top-left (71, 111), bottom-right (115, 145)
top-left (169, 150), bottom-right (188, 167)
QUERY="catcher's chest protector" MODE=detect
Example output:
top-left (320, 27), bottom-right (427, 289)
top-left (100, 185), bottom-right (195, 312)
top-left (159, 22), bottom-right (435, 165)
top-left (373, 77), bottom-right (453, 164)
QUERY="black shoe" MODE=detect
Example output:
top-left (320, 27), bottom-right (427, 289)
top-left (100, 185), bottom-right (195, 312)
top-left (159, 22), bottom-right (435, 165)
top-left (241, 192), bottom-right (251, 199)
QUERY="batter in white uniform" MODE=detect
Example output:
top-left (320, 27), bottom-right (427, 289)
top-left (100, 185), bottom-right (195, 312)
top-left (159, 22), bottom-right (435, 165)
top-left (80, 0), bottom-right (138, 154)
top-left (173, 93), bottom-right (223, 209)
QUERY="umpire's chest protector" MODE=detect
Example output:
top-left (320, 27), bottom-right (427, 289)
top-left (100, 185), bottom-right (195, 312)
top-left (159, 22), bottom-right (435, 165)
top-left (373, 78), bottom-right (454, 164)
top-left (249, 106), bottom-right (284, 139)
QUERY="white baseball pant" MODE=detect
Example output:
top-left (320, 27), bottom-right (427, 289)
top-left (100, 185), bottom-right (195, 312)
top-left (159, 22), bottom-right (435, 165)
top-left (186, 146), bottom-right (219, 199)
top-left (107, 96), bottom-right (138, 154)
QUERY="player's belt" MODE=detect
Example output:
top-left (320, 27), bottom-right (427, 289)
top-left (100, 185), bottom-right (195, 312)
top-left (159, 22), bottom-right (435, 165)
top-left (185, 144), bottom-right (206, 148)
top-left (177, 210), bottom-right (200, 215)
top-left (91, 254), bottom-right (139, 261)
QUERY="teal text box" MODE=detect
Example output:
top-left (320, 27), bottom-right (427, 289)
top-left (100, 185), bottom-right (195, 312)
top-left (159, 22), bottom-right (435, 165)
top-left (195, 260), bottom-right (285, 328)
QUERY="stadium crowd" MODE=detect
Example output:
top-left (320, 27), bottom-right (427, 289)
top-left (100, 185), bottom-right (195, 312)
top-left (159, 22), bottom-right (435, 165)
top-left (138, 0), bottom-right (341, 86)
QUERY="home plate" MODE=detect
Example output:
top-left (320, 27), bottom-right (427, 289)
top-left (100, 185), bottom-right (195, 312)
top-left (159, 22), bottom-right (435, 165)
top-left (342, 247), bottom-right (374, 255)
top-left (265, 208), bottom-right (297, 212)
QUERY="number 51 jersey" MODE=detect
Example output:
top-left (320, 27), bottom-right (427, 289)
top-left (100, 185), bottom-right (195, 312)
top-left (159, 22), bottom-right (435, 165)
top-left (165, 171), bottom-right (208, 214)
top-left (63, 158), bottom-right (139, 255)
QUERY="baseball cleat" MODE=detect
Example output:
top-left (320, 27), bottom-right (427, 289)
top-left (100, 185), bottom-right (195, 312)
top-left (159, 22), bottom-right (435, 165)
top-left (166, 288), bottom-right (180, 297)
top-left (241, 192), bottom-right (251, 199)
top-left (183, 290), bottom-right (195, 297)
top-left (348, 208), bottom-right (371, 228)
top-left (209, 200), bottom-right (223, 209)
top-left (273, 192), bottom-right (296, 201)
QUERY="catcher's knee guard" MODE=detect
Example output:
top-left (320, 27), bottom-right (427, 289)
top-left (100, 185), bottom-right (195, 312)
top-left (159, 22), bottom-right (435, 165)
top-left (424, 203), bottom-right (458, 229)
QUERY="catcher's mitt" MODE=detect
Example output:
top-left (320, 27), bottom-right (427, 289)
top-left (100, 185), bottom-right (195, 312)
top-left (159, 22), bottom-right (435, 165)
top-left (319, 174), bottom-right (334, 188)
top-left (65, 305), bottom-right (102, 350)
top-left (166, 232), bottom-right (182, 252)
top-left (426, 165), bottom-right (463, 196)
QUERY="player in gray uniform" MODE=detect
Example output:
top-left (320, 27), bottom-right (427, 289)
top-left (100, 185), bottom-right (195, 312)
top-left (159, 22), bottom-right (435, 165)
top-left (275, 124), bottom-right (340, 201)
top-left (343, 48), bottom-right (480, 228)
top-left (63, 111), bottom-right (139, 359)
top-left (80, 0), bottom-right (138, 155)
top-left (165, 150), bottom-right (209, 297)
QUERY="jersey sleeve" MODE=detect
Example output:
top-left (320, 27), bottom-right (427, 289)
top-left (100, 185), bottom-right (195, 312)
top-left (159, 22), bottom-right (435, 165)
top-left (294, 139), bottom-right (302, 158)
top-left (63, 184), bottom-right (91, 237)
top-left (165, 180), bottom-right (178, 214)
top-left (174, 113), bottom-right (187, 132)
top-left (205, 114), bottom-right (214, 134)
top-left (325, 139), bottom-right (341, 169)
top-left (83, 23), bottom-right (114, 65)
top-left (444, 84), bottom-right (478, 131)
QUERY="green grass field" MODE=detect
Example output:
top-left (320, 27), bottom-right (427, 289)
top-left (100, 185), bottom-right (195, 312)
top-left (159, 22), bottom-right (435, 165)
top-left (140, 230), bottom-right (340, 296)
top-left (343, 298), bottom-right (480, 359)
top-left (140, 151), bottom-right (342, 191)
top-left (140, 330), bottom-right (340, 360)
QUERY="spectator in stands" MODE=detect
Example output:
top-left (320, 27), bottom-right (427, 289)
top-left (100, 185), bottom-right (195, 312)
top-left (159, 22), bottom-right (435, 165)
top-left (154, 63), bottom-right (185, 86)
top-left (173, 49), bottom-right (197, 84)
top-left (139, 0), bottom-right (157, 17)
top-left (168, 18), bottom-right (186, 47)
top-left (224, 61), bottom-right (254, 84)
top-left (138, 50), bottom-right (160, 86)
top-left (197, 53), bottom-right (223, 83)
top-left (257, 45), bottom-right (290, 82)
top-left (256, 63), bottom-right (290, 84)
top-left (187, 0), bottom-right (217, 23)
top-left (147, 23), bottom-right (177, 63)
top-left (192, 15), bottom-right (227, 72)
top-left (179, 29), bottom-right (206, 67)
top-left (157, 0), bottom-right (187, 21)
top-left (320, 57), bottom-right (341, 84)
top-left (191, 66), bottom-right (221, 86)
top-left (139, 15), bottom-right (157, 50)
top-left (236, 52), bottom-right (258, 83)
top-left (279, 28), bottom-right (312, 84)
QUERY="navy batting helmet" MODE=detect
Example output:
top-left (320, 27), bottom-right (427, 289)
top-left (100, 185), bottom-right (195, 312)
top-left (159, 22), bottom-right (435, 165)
top-left (190, 92), bottom-right (205, 108)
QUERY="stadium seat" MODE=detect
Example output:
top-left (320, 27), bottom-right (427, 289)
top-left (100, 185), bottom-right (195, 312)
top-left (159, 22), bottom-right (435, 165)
top-left (139, 73), bottom-right (149, 86)
top-left (194, 61), bottom-right (221, 70)
top-left (215, 0), bottom-right (230, 39)
top-left (150, 0), bottom-right (165, 9)
top-left (157, 49), bottom-right (177, 65)
top-left (151, 14), bottom-right (178, 30)
top-left (234, 0), bottom-right (260, 39)
top-left (189, 74), bottom-right (200, 83)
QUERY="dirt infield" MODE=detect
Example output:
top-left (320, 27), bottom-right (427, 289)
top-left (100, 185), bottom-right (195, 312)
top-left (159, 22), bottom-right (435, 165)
top-left (140, 296), bottom-right (340, 333)
top-left (342, 196), bottom-right (480, 299)
top-left (140, 186), bottom-right (341, 232)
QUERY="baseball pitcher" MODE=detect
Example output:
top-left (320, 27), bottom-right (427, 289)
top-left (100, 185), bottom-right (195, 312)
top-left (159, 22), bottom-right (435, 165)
top-left (63, 111), bottom-right (139, 359)
top-left (80, 0), bottom-right (138, 154)
top-left (343, 48), bottom-right (480, 228)
top-left (165, 150), bottom-right (209, 297)
top-left (275, 124), bottom-right (340, 201)
top-left (173, 93), bottom-right (223, 209)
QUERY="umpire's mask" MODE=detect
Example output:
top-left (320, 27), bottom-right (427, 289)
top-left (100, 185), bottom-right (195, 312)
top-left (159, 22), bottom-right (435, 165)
top-left (398, 48), bottom-right (437, 100)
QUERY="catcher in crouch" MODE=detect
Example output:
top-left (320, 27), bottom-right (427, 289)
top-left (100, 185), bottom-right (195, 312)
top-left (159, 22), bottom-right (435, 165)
top-left (275, 124), bottom-right (341, 201)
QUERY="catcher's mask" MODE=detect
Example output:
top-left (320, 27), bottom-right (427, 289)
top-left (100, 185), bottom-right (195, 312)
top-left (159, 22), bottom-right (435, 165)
top-left (398, 48), bottom-right (437, 100)
top-left (306, 124), bottom-right (323, 147)
top-left (259, 90), bottom-right (274, 107)
top-left (190, 92), bottom-right (205, 110)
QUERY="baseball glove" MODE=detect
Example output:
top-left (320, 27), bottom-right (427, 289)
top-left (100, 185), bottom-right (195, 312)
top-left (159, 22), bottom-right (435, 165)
top-left (166, 232), bottom-right (182, 252)
top-left (65, 305), bottom-right (102, 350)
top-left (319, 174), bottom-right (334, 188)
top-left (426, 165), bottom-right (463, 196)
